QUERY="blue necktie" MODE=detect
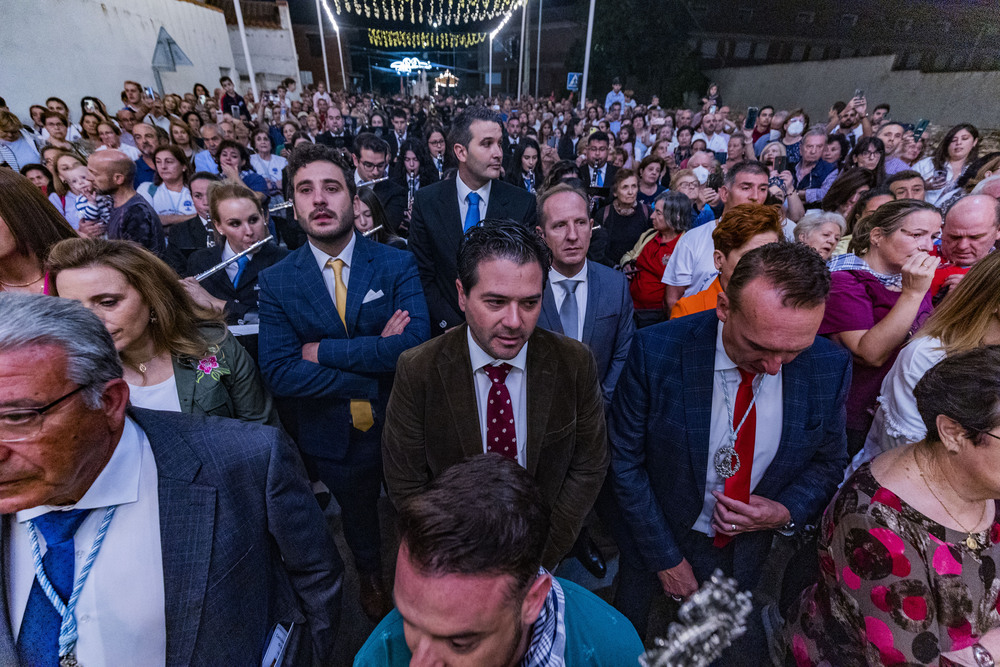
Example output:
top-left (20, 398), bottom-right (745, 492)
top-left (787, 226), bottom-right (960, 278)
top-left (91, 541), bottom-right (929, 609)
top-left (559, 280), bottom-right (580, 340)
top-left (232, 254), bottom-right (250, 288)
top-left (464, 192), bottom-right (481, 232)
top-left (597, 168), bottom-right (604, 187)
top-left (17, 509), bottom-right (92, 667)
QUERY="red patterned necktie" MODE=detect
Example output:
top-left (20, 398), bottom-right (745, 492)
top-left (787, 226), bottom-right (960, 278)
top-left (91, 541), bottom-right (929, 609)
top-left (483, 363), bottom-right (517, 460)
top-left (714, 368), bottom-right (757, 548)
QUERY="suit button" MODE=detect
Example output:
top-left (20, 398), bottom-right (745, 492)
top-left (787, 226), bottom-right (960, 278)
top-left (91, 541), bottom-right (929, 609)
top-left (439, 320), bottom-right (447, 329)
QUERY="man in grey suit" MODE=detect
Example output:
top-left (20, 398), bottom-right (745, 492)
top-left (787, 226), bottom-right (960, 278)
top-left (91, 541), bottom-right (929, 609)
top-left (536, 183), bottom-right (635, 577)
top-left (536, 183), bottom-right (635, 407)
top-left (0, 293), bottom-right (343, 667)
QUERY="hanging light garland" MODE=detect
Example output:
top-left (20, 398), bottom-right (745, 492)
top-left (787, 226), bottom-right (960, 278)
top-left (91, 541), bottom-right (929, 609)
top-left (332, 0), bottom-right (520, 26)
top-left (368, 29), bottom-right (487, 49)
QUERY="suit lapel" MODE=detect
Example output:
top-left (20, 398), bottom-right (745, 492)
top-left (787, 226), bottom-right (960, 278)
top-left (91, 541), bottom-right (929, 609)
top-left (437, 179), bottom-right (463, 262)
top-left (540, 282), bottom-right (562, 334)
top-left (345, 234), bottom-right (374, 332)
top-left (682, 315), bottom-right (719, 499)
top-left (437, 328), bottom-right (484, 459)
top-left (525, 332), bottom-right (558, 475)
top-left (0, 520), bottom-right (14, 666)
top-left (293, 245), bottom-right (346, 336)
top-left (485, 181), bottom-right (508, 219)
top-left (581, 261), bottom-right (600, 345)
top-left (132, 409), bottom-right (217, 667)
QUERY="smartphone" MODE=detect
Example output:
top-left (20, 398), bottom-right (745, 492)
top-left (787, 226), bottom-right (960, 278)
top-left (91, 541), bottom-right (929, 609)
top-left (231, 104), bottom-right (241, 118)
top-left (744, 106), bottom-right (759, 130)
top-left (913, 119), bottom-right (930, 142)
top-left (84, 100), bottom-right (96, 112)
top-left (774, 156), bottom-right (788, 173)
top-left (854, 88), bottom-right (864, 100)
top-left (144, 86), bottom-right (155, 98)
top-left (709, 104), bottom-right (717, 114)
top-left (199, 94), bottom-right (207, 105)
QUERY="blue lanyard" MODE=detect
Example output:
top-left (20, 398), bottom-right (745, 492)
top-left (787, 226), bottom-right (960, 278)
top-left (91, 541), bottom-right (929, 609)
top-left (26, 505), bottom-right (118, 663)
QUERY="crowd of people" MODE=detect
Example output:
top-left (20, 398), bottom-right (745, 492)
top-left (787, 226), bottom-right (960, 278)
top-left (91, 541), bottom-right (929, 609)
top-left (2, 72), bottom-right (1000, 666)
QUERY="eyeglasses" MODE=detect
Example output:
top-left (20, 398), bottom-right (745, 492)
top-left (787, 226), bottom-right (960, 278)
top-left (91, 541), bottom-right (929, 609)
top-left (0, 385), bottom-right (89, 443)
top-left (978, 430), bottom-right (1000, 444)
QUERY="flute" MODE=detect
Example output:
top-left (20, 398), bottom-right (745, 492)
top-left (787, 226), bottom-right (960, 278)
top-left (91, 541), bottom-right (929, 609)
top-left (267, 177), bottom-right (390, 213)
top-left (194, 235), bottom-right (274, 282)
top-left (363, 225), bottom-right (383, 238)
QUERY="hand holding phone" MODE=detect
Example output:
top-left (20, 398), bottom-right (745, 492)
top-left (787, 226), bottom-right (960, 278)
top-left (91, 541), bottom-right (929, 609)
top-left (913, 119), bottom-right (930, 142)
top-left (774, 156), bottom-right (788, 174)
top-left (744, 107), bottom-right (759, 131)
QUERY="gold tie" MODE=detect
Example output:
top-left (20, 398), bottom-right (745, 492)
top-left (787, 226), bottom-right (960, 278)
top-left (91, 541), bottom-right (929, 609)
top-left (327, 258), bottom-right (375, 432)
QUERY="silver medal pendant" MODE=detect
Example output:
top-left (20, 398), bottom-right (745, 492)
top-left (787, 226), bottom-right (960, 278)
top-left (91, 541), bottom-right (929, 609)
top-left (60, 653), bottom-right (80, 667)
top-left (714, 443), bottom-right (741, 479)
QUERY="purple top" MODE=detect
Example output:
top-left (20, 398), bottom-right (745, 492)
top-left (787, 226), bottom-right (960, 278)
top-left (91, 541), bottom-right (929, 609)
top-left (819, 270), bottom-right (932, 431)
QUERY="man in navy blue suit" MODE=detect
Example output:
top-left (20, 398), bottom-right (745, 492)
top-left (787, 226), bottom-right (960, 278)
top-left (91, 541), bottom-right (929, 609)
top-left (0, 293), bottom-right (343, 667)
top-left (258, 144), bottom-right (430, 621)
top-left (609, 243), bottom-right (851, 660)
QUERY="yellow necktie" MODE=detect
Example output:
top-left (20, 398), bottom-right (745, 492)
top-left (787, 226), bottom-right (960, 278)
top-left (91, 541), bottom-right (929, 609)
top-left (327, 258), bottom-right (375, 432)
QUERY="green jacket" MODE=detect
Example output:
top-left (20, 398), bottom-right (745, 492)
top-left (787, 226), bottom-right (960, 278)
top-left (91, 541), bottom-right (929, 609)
top-left (172, 326), bottom-right (280, 427)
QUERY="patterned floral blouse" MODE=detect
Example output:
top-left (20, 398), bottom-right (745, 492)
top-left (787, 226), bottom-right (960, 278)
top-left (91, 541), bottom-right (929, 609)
top-left (783, 463), bottom-right (1000, 666)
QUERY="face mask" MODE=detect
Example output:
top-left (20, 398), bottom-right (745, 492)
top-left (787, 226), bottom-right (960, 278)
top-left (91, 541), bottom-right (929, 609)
top-left (692, 166), bottom-right (710, 184)
top-left (787, 120), bottom-right (805, 136)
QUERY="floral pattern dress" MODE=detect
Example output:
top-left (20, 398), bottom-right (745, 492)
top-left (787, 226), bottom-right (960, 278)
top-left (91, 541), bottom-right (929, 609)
top-left (782, 463), bottom-right (1000, 666)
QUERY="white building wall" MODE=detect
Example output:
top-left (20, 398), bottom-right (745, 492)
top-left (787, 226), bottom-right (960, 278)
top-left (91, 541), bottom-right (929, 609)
top-left (227, 2), bottom-right (301, 93)
top-left (707, 56), bottom-right (1000, 130)
top-left (0, 0), bottom-right (236, 121)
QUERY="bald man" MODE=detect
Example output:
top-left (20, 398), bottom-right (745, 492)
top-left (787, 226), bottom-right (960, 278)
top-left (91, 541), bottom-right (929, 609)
top-left (932, 194), bottom-right (1000, 299)
top-left (87, 150), bottom-right (165, 254)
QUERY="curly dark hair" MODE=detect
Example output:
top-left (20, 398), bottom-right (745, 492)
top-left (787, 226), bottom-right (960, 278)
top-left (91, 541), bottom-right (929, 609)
top-left (286, 142), bottom-right (356, 198)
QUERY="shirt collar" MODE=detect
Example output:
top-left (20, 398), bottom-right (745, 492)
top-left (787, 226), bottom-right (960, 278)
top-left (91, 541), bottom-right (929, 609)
top-left (17, 416), bottom-right (145, 522)
top-left (456, 174), bottom-right (492, 204)
top-left (467, 327), bottom-right (528, 374)
top-left (222, 240), bottom-right (257, 261)
top-left (309, 232), bottom-right (356, 273)
top-left (714, 319), bottom-right (738, 372)
top-left (549, 263), bottom-right (588, 284)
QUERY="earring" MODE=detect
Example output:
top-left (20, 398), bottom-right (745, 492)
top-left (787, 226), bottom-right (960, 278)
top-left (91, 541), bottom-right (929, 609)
top-left (149, 310), bottom-right (158, 323)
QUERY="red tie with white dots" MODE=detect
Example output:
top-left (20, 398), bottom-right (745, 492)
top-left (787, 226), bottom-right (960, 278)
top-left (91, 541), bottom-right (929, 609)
top-left (483, 363), bottom-right (517, 460)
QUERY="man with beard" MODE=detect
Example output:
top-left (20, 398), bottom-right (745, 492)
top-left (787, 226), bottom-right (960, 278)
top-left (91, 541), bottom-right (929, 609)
top-left (382, 220), bottom-right (608, 570)
top-left (130, 122), bottom-right (161, 188)
top-left (85, 149), bottom-right (164, 255)
top-left (409, 106), bottom-right (536, 335)
top-left (257, 143), bottom-right (429, 622)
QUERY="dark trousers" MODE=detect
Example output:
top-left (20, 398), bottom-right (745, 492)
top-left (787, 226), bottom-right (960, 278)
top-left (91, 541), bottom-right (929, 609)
top-left (304, 425), bottom-right (383, 574)
top-left (614, 529), bottom-right (769, 666)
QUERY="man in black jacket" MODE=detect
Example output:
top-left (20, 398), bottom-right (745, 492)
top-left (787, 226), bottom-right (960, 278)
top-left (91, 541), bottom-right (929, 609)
top-left (408, 106), bottom-right (537, 335)
top-left (164, 172), bottom-right (220, 276)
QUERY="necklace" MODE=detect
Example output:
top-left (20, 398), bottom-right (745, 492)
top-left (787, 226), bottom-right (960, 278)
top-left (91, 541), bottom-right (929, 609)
top-left (713, 370), bottom-right (762, 479)
top-left (129, 352), bottom-right (158, 374)
top-left (0, 272), bottom-right (44, 289)
top-left (915, 447), bottom-right (988, 550)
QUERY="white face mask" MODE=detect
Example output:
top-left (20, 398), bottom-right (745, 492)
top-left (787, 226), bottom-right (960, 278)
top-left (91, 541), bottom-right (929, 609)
top-left (786, 119), bottom-right (805, 136)
top-left (692, 165), bottom-right (710, 184)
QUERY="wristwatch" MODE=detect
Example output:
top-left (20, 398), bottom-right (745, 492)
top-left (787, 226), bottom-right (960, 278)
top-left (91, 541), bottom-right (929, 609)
top-left (777, 519), bottom-right (796, 537)
top-left (973, 643), bottom-right (995, 667)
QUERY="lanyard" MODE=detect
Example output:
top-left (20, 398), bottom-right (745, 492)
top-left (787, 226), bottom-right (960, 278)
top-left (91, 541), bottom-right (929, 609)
top-left (26, 505), bottom-right (117, 664)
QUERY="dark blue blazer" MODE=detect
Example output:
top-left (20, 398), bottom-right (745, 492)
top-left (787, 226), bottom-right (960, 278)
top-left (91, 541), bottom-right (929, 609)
top-left (537, 260), bottom-right (635, 407)
top-left (0, 408), bottom-right (344, 667)
top-left (257, 232), bottom-right (430, 460)
top-left (608, 309), bottom-right (851, 573)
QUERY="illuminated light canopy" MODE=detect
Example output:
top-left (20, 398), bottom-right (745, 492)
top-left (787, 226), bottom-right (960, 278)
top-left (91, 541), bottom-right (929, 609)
top-left (390, 57), bottom-right (433, 75)
top-left (368, 29), bottom-right (487, 49)
top-left (489, 0), bottom-right (524, 40)
top-left (333, 0), bottom-right (520, 26)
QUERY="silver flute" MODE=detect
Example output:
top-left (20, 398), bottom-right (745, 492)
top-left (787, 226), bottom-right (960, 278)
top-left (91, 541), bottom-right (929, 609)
top-left (363, 225), bottom-right (383, 237)
top-left (194, 235), bottom-right (274, 282)
top-left (267, 176), bottom-right (390, 213)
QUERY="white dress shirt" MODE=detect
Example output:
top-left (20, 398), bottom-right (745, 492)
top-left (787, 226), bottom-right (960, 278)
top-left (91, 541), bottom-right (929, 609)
top-left (220, 239), bottom-right (260, 283)
top-left (587, 164), bottom-right (609, 187)
top-left (467, 328), bottom-right (528, 468)
top-left (456, 175), bottom-right (491, 229)
top-left (693, 131), bottom-right (731, 154)
top-left (549, 264), bottom-right (588, 341)
top-left (309, 233), bottom-right (356, 304)
top-left (693, 321), bottom-right (783, 535)
top-left (8, 417), bottom-right (167, 666)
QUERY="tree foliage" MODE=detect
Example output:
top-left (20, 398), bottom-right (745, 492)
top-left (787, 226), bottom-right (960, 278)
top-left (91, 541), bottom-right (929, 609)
top-left (565, 0), bottom-right (706, 106)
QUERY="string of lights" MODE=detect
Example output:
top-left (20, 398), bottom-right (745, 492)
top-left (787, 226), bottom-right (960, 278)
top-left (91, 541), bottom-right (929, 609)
top-left (331, 0), bottom-right (520, 26)
top-left (368, 28), bottom-right (487, 48)
top-left (489, 0), bottom-right (523, 39)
